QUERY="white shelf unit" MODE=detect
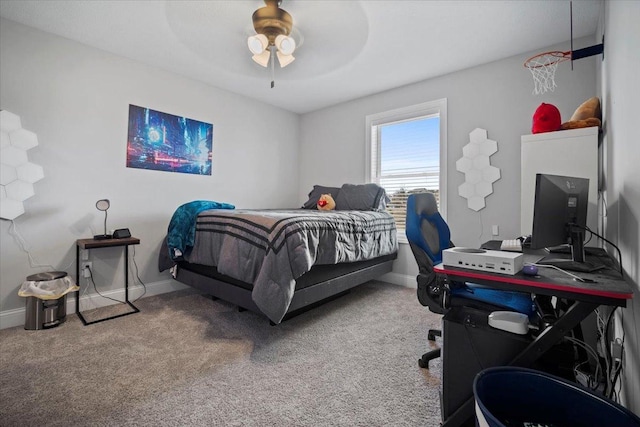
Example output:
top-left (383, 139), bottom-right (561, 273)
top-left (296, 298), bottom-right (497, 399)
top-left (520, 126), bottom-right (599, 239)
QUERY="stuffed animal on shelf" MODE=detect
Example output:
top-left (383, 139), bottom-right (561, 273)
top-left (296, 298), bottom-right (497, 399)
top-left (560, 97), bottom-right (602, 130)
top-left (532, 102), bottom-right (561, 134)
top-left (317, 193), bottom-right (336, 210)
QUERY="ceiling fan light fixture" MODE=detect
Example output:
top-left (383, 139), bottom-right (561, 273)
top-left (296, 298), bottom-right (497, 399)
top-left (247, 34), bottom-right (269, 55)
top-left (275, 34), bottom-right (296, 55)
top-left (248, 0), bottom-right (298, 86)
top-left (276, 51), bottom-right (295, 68)
top-left (252, 50), bottom-right (271, 67)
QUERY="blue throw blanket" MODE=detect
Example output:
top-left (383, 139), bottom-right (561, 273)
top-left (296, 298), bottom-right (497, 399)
top-left (167, 200), bottom-right (235, 260)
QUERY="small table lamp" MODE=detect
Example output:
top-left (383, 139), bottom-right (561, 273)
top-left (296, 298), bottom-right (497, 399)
top-left (94, 199), bottom-right (112, 240)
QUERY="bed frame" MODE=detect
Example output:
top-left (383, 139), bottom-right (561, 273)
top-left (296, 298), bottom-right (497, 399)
top-left (174, 253), bottom-right (397, 324)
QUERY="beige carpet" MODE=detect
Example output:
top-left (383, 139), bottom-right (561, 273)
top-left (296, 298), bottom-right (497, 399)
top-left (0, 281), bottom-right (443, 426)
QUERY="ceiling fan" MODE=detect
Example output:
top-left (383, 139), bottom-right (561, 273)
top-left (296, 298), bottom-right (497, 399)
top-left (247, 0), bottom-right (298, 87)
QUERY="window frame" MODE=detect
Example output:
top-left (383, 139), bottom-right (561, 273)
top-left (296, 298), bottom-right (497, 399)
top-left (365, 99), bottom-right (447, 241)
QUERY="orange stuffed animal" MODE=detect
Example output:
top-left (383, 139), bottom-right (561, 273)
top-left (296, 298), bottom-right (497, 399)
top-left (316, 194), bottom-right (336, 210)
top-left (560, 97), bottom-right (602, 130)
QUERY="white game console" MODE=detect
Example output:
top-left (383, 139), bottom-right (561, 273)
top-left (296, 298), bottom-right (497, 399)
top-left (442, 247), bottom-right (524, 275)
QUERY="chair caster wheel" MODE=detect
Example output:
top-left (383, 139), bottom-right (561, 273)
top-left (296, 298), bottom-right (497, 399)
top-left (418, 358), bottom-right (429, 369)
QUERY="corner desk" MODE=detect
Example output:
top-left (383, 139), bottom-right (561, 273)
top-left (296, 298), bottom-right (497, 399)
top-left (433, 247), bottom-right (633, 427)
top-left (75, 237), bottom-right (141, 325)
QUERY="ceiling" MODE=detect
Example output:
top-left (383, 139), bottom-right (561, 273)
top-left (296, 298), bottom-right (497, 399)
top-left (0, 0), bottom-right (602, 114)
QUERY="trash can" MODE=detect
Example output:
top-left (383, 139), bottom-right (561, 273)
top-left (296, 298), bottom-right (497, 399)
top-left (25, 294), bottom-right (67, 330)
top-left (20, 271), bottom-right (78, 330)
top-left (473, 367), bottom-right (640, 427)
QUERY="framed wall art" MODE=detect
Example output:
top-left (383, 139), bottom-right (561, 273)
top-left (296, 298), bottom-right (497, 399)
top-left (126, 105), bottom-right (213, 175)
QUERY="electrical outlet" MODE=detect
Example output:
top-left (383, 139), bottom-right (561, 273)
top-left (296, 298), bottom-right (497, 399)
top-left (492, 225), bottom-right (499, 236)
top-left (81, 262), bottom-right (92, 278)
top-left (81, 249), bottom-right (89, 261)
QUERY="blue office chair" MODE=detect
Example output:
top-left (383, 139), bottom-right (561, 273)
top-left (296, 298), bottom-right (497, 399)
top-left (406, 192), bottom-right (536, 369)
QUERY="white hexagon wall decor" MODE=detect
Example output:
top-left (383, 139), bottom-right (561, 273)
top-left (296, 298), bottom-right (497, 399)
top-left (10, 129), bottom-right (39, 150)
top-left (6, 180), bottom-right (35, 201)
top-left (1, 131), bottom-right (10, 148)
top-left (456, 128), bottom-right (500, 211)
top-left (1, 163), bottom-right (18, 185)
top-left (1, 198), bottom-right (25, 220)
top-left (1, 145), bottom-right (28, 167)
top-left (0, 110), bottom-right (22, 133)
top-left (0, 111), bottom-right (43, 220)
top-left (17, 162), bottom-right (44, 183)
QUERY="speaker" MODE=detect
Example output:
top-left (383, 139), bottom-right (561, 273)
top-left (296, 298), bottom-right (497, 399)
top-left (113, 228), bottom-right (131, 239)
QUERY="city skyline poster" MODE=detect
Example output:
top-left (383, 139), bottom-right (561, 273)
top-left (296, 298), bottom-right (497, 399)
top-left (126, 105), bottom-right (213, 175)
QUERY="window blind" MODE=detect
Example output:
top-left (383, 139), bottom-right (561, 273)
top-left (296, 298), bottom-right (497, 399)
top-left (367, 99), bottom-right (446, 237)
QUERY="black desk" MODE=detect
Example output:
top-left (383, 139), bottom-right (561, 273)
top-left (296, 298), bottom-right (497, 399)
top-left (434, 249), bottom-right (633, 427)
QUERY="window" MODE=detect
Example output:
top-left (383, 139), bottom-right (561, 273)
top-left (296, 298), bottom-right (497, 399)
top-left (366, 99), bottom-right (447, 239)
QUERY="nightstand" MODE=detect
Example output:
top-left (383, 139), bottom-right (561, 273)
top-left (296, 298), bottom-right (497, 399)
top-left (75, 236), bottom-right (141, 325)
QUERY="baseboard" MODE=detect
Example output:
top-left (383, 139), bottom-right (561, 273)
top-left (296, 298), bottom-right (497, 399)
top-left (379, 271), bottom-right (416, 288)
top-left (0, 278), bottom-right (188, 330)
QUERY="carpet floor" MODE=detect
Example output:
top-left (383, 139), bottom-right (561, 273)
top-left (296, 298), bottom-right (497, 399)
top-left (0, 280), bottom-right (443, 426)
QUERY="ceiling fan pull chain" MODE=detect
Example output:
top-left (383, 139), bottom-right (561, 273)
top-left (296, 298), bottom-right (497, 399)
top-left (270, 46), bottom-right (276, 88)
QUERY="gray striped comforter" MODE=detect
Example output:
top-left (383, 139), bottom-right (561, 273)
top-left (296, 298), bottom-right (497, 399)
top-left (182, 209), bottom-right (397, 323)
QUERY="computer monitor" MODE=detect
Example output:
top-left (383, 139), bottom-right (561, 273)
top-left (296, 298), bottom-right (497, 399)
top-left (530, 173), bottom-right (603, 272)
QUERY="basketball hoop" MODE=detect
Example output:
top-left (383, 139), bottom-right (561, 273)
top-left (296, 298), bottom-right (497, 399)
top-left (524, 2), bottom-right (604, 95)
top-left (524, 51), bottom-right (571, 95)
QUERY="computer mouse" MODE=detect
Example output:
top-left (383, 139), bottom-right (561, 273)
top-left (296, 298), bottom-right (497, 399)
top-left (522, 265), bottom-right (538, 276)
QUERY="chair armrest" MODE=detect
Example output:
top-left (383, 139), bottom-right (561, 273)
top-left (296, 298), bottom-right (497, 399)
top-left (417, 273), bottom-right (448, 314)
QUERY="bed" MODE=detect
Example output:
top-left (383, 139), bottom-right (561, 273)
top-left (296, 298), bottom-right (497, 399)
top-left (158, 184), bottom-right (398, 324)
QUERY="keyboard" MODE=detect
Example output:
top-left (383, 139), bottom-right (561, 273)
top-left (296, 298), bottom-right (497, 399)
top-left (500, 239), bottom-right (523, 252)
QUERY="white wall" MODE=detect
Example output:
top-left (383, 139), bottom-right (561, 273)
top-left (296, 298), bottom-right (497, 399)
top-left (0, 18), bottom-right (300, 320)
top-left (299, 38), bottom-right (597, 280)
top-left (600, 0), bottom-right (640, 414)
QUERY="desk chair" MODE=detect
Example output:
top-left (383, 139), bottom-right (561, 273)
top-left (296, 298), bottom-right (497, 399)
top-left (406, 193), bottom-right (536, 369)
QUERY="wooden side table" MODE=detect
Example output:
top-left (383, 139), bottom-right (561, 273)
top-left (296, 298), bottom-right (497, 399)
top-left (75, 237), bottom-right (141, 325)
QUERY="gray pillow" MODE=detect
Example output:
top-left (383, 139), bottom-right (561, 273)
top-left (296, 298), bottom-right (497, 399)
top-left (335, 183), bottom-right (388, 211)
top-left (302, 185), bottom-right (341, 209)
